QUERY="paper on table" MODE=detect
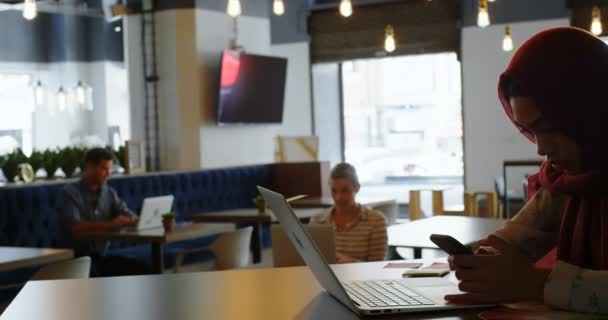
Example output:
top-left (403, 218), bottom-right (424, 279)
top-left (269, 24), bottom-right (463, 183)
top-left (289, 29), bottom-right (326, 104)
top-left (383, 262), bottom-right (423, 269)
top-left (423, 262), bottom-right (450, 270)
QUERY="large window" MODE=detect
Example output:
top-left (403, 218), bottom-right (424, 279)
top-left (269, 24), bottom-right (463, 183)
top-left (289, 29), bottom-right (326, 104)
top-left (341, 53), bottom-right (464, 207)
top-left (0, 72), bottom-right (34, 155)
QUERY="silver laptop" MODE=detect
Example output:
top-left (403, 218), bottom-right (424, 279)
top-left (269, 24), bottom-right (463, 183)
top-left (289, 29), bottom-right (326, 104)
top-left (271, 224), bottom-right (336, 267)
top-left (258, 186), bottom-right (487, 316)
top-left (133, 195), bottom-right (174, 231)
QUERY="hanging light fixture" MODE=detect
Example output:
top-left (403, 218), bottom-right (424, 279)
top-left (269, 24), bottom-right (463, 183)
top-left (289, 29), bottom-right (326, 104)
top-left (75, 81), bottom-right (87, 106)
top-left (74, 81), bottom-right (93, 111)
top-left (384, 25), bottom-right (396, 53)
top-left (502, 25), bottom-right (513, 52)
top-left (33, 80), bottom-right (45, 107)
top-left (56, 86), bottom-right (67, 112)
top-left (591, 6), bottom-right (603, 36)
top-left (273, 0), bottom-right (285, 16)
top-left (477, 0), bottom-right (490, 28)
top-left (227, 0), bottom-right (241, 18)
top-left (22, 0), bottom-right (37, 20)
top-left (339, 0), bottom-right (352, 17)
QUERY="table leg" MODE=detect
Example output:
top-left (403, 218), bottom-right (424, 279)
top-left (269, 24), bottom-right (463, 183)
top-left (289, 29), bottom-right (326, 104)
top-left (151, 243), bottom-right (164, 274)
top-left (413, 247), bottom-right (422, 259)
top-left (251, 223), bottom-right (263, 264)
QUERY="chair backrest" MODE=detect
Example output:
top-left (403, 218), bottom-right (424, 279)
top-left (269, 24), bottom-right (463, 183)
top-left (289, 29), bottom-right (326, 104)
top-left (208, 226), bottom-right (253, 270)
top-left (271, 224), bottom-right (336, 267)
top-left (30, 256), bottom-right (92, 281)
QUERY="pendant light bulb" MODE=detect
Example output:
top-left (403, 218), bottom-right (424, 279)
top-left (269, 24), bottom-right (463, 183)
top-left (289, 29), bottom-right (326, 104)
top-left (591, 6), bottom-right (603, 36)
top-left (273, 0), bottom-right (285, 16)
top-left (477, 0), bottom-right (490, 28)
top-left (384, 25), bottom-right (396, 53)
top-left (227, 0), bottom-right (241, 18)
top-left (502, 25), bottom-right (513, 52)
top-left (56, 87), bottom-right (67, 112)
top-left (75, 81), bottom-right (86, 106)
top-left (339, 0), bottom-right (352, 17)
top-left (23, 0), bottom-right (37, 20)
top-left (33, 81), bottom-right (45, 106)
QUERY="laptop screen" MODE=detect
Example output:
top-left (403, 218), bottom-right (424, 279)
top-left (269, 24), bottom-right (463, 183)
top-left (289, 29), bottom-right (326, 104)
top-left (257, 186), bottom-right (359, 314)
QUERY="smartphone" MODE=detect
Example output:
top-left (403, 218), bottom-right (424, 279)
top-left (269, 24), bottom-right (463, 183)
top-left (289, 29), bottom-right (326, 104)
top-left (430, 234), bottom-right (473, 255)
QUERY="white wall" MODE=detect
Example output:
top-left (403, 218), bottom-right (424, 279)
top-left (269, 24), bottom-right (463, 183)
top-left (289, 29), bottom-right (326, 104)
top-left (271, 42), bottom-right (313, 137)
top-left (462, 18), bottom-right (568, 192)
top-left (123, 8), bottom-right (314, 170)
top-left (196, 10), bottom-right (313, 168)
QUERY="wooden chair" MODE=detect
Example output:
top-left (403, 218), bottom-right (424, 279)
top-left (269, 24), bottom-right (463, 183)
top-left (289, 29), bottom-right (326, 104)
top-left (408, 190), bottom-right (499, 220)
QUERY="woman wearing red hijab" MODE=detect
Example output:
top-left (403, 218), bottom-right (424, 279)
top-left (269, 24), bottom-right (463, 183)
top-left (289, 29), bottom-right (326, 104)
top-left (447, 27), bottom-right (608, 313)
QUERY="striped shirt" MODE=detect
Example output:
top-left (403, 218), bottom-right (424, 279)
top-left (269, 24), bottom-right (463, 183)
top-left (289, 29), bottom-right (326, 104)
top-left (312, 205), bottom-right (387, 262)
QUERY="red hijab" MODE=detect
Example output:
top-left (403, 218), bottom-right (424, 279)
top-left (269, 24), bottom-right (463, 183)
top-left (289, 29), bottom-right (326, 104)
top-left (498, 27), bottom-right (608, 270)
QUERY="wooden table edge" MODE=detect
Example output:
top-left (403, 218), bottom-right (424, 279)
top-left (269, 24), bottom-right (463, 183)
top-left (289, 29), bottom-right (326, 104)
top-left (0, 249), bottom-right (74, 272)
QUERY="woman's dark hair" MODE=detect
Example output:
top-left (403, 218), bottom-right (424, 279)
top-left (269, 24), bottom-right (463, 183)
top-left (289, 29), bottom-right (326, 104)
top-left (84, 148), bottom-right (114, 165)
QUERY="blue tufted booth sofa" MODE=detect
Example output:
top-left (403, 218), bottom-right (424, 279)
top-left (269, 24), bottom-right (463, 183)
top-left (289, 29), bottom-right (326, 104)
top-left (0, 164), bottom-right (274, 301)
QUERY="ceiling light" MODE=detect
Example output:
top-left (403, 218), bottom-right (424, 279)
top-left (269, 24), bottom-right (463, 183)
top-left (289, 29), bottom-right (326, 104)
top-left (227, 0), bottom-right (241, 18)
top-left (339, 0), bottom-right (352, 17)
top-left (592, 6), bottom-right (603, 36)
top-left (273, 0), bottom-right (285, 16)
top-left (502, 25), bottom-right (513, 52)
top-left (384, 25), bottom-right (396, 53)
top-left (477, 0), bottom-right (490, 28)
top-left (23, 0), bottom-right (37, 20)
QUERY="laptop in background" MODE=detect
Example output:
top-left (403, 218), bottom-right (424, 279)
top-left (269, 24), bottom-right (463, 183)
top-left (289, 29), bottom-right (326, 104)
top-left (271, 224), bottom-right (336, 267)
top-left (258, 186), bottom-right (489, 316)
top-left (133, 195), bottom-right (174, 231)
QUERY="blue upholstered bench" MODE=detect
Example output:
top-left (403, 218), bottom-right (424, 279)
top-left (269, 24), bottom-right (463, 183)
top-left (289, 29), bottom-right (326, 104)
top-left (0, 164), bottom-right (274, 301)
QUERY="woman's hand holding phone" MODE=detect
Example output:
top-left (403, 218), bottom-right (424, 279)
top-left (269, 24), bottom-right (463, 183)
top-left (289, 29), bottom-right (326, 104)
top-left (444, 235), bottom-right (550, 305)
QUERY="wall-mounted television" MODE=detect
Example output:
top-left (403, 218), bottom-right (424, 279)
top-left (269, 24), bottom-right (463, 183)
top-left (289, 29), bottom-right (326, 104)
top-left (217, 50), bottom-right (288, 124)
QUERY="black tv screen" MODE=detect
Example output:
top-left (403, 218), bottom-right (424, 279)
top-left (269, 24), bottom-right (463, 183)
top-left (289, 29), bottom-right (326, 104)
top-left (217, 50), bottom-right (287, 124)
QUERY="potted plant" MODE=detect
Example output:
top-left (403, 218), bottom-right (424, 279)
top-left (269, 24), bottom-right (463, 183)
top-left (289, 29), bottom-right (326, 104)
top-left (252, 195), bottom-right (266, 215)
top-left (162, 212), bottom-right (177, 233)
top-left (60, 147), bottom-right (80, 178)
top-left (115, 145), bottom-right (127, 170)
top-left (74, 147), bottom-right (87, 175)
top-left (2, 149), bottom-right (26, 183)
top-left (27, 150), bottom-right (45, 178)
top-left (43, 149), bottom-right (61, 179)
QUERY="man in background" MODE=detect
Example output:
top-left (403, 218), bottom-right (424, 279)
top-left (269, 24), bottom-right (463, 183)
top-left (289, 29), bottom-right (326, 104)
top-left (59, 147), bottom-right (151, 277)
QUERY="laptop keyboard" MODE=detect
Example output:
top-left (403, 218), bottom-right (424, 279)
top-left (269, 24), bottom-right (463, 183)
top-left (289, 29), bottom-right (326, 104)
top-left (343, 280), bottom-right (435, 308)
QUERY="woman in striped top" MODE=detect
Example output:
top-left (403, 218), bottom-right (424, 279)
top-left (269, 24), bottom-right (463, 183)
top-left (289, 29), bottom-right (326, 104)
top-left (311, 163), bottom-right (387, 263)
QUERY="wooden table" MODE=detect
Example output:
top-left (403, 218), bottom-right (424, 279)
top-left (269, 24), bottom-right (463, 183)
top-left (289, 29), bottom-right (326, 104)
top-left (0, 247), bottom-right (74, 272)
top-left (388, 216), bottom-right (507, 259)
top-left (188, 208), bottom-right (324, 264)
top-left (0, 259), bottom-right (492, 320)
top-left (291, 196), bottom-right (399, 225)
top-left (74, 224), bottom-right (220, 274)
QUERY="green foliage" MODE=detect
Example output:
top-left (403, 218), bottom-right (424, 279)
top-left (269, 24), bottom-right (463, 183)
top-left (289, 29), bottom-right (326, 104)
top-left (115, 146), bottom-right (126, 169)
top-left (42, 149), bottom-right (61, 179)
top-left (59, 147), bottom-right (81, 178)
top-left (162, 212), bottom-right (176, 219)
top-left (27, 150), bottom-right (45, 175)
top-left (252, 194), bottom-right (265, 205)
top-left (2, 149), bottom-right (27, 182)
top-left (73, 147), bottom-right (87, 174)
